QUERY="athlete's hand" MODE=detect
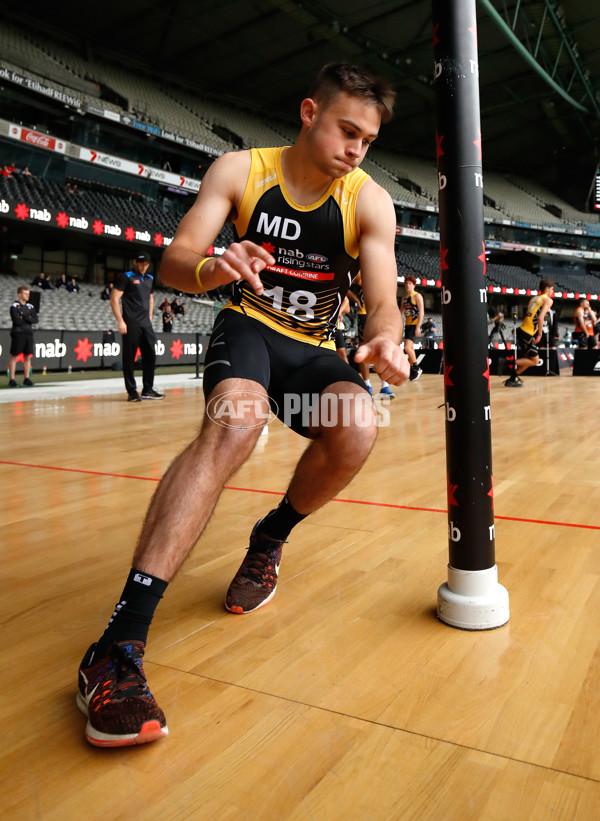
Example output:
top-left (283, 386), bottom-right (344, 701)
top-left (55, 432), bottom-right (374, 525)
top-left (354, 337), bottom-right (411, 385)
top-left (213, 241), bottom-right (275, 295)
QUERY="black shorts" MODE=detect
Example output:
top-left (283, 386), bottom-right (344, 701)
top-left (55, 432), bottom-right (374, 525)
top-left (404, 325), bottom-right (417, 342)
top-left (334, 328), bottom-right (346, 349)
top-left (517, 327), bottom-right (538, 358)
top-left (10, 332), bottom-right (34, 357)
top-left (203, 309), bottom-right (367, 436)
top-left (575, 332), bottom-right (596, 350)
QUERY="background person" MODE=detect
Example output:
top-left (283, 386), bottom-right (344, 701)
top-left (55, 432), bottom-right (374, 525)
top-left (110, 252), bottom-right (165, 402)
top-left (505, 278), bottom-right (554, 387)
top-left (400, 274), bottom-right (424, 381)
top-left (8, 285), bottom-right (37, 387)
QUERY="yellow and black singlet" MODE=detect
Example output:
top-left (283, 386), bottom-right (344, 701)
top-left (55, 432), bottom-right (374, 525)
top-left (402, 293), bottom-right (419, 326)
top-left (226, 146), bottom-right (368, 348)
top-left (520, 294), bottom-right (547, 336)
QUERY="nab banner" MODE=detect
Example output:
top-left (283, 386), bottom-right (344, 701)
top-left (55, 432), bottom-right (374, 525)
top-left (0, 330), bottom-right (210, 371)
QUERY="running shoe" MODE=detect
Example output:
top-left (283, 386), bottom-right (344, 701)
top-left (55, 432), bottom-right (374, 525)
top-left (409, 366), bottom-right (423, 382)
top-left (504, 375), bottom-right (523, 388)
top-left (378, 385), bottom-right (395, 399)
top-left (8, 379), bottom-right (18, 388)
top-left (225, 522), bottom-right (285, 614)
top-left (365, 384), bottom-right (373, 396)
top-left (77, 640), bottom-right (168, 747)
top-left (141, 389), bottom-right (165, 400)
top-left (128, 393), bottom-right (142, 402)
top-left (23, 378), bottom-right (35, 387)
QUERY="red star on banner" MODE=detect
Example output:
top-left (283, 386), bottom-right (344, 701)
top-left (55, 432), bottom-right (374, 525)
top-left (447, 480), bottom-right (458, 506)
top-left (154, 233), bottom-right (164, 246)
top-left (170, 338), bottom-right (184, 359)
top-left (262, 242), bottom-right (275, 255)
top-left (433, 22), bottom-right (440, 46)
top-left (473, 129), bottom-right (482, 160)
top-left (440, 246), bottom-right (449, 272)
top-left (56, 212), bottom-right (69, 228)
top-left (15, 203), bottom-right (29, 220)
top-left (134, 347), bottom-right (142, 362)
top-left (125, 227), bottom-right (135, 241)
top-left (93, 220), bottom-right (104, 235)
top-left (487, 475), bottom-right (494, 509)
top-left (483, 357), bottom-right (490, 391)
top-left (74, 337), bottom-right (93, 362)
top-left (444, 363), bottom-right (454, 387)
top-left (478, 240), bottom-right (486, 275)
top-left (436, 132), bottom-right (445, 161)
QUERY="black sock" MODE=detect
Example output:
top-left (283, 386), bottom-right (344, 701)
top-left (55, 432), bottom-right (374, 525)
top-left (259, 495), bottom-right (307, 541)
top-left (94, 568), bottom-right (168, 657)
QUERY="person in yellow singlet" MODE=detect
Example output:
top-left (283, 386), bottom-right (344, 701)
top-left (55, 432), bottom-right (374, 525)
top-left (400, 274), bottom-right (424, 381)
top-left (348, 273), bottom-right (396, 398)
top-left (505, 278), bottom-right (554, 387)
top-left (76, 62), bottom-right (411, 748)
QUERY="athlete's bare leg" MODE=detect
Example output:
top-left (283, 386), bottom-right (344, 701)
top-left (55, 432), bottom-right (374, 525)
top-left (404, 338), bottom-right (416, 366)
top-left (132, 378), bottom-right (266, 580)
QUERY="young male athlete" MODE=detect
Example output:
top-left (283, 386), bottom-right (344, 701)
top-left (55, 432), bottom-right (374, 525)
top-left (77, 63), bottom-right (410, 747)
top-left (573, 298), bottom-right (598, 350)
top-left (400, 274), bottom-right (424, 381)
top-left (505, 278), bottom-right (554, 387)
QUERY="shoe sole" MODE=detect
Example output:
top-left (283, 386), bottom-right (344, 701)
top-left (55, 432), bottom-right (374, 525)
top-left (224, 585), bottom-right (277, 614)
top-left (76, 692), bottom-right (168, 747)
top-left (141, 395), bottom-right (165, 400)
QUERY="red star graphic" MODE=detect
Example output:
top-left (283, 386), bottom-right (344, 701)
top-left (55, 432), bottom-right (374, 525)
top-left (468, 18), bottom-right (478, 47)
top-left (433, 22), bottom-right (440, 47)
top-left (125, 227), bottom-right (135, 241)
top-left (16, 203), bottom-right (29, 220)
top-left (483, 357), bottom-right (490, 392)
top-left (478, 241), bottom-right (486, 275)
top-left (436, 132), bottom-right (445, 161)
top-left (134, 347), bottom-right (142, 362)
top-left (440, 246), bottom-right (449, 272)
top-left (154, 233), bottom-right (164, 246)
top-left (262, 242), bottom-right (275, 255)
top-left (444, 363), bottom-right (454, 387)
top-left (473, 129), bottom-right (482, 160)
top-left (447, 480), bottom-right (458, 506)
top-left (15, 352), bottom-right (25, 363)
top-left (74, 337), bottom-right (93, 362)
top-left (487, 475), bottom-right (494, 509)
top-left (56, 212), bottom-right (69, 228)
top-left (170, 338), bottom-right (184, 360)
top-left (93, 220), bottom-right (104, 235)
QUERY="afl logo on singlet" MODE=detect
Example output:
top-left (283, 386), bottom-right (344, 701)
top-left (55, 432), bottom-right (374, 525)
top-left (306, 253), bottom-right (328, 264)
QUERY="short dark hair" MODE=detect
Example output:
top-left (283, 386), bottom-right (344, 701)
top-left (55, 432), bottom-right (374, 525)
top-left (539, 278), bottom-right (554, 291)
top-left (309, 63), bottom-right (396, 123)
top-left (405, 274), bottom-right (417, 286)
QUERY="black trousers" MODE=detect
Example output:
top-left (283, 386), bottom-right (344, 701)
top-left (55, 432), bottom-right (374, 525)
top-left (121, 324), bottom-right (157, 396)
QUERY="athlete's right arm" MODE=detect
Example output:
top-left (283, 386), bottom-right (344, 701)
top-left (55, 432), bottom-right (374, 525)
top-left (159, 151), bottom-right (274, 295)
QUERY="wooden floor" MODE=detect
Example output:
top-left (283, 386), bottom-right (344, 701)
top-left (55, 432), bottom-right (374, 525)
top-left (1, 372), bottom-right (600, 820)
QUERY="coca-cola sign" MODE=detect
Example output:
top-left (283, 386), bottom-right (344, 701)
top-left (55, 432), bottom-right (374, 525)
top-left (8, 125), bottom-right (65, 154)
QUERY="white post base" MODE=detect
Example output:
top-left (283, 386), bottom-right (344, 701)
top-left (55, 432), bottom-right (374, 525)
top-left (437, 564), bottom-right (509, 630)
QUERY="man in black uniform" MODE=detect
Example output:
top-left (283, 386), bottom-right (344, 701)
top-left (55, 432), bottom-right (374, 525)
top-left (77, 63), bottom-right (410, 748)
top-left (110, 251), bottom-right (164, 402)
top-left (8, 285), bottom-right (37, 387)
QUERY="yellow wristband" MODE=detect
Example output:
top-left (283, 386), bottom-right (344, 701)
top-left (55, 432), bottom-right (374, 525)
top-left (194, 257), bottom-right (211, 292)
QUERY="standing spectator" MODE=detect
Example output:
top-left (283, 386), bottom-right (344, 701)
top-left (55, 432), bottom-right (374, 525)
top-left (110, 251), bottom-right (165, 402)
top-left (162, 302), bottom-right (175, 333)
top-left (8, 285), bottom-right (37, 387)
top-left (573, 298), bottom-right (598, 349)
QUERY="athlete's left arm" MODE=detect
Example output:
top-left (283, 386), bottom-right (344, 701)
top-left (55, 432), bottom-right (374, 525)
top-left (534, 296), bottom-right (553, 342)
top-left (415, 292), bottom-right (425, 337)
top-left (354, 181), bottom-right (410, 385)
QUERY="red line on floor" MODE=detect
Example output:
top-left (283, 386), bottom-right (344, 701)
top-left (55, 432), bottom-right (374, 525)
top-left (2, 460), bottom-right (599, 531)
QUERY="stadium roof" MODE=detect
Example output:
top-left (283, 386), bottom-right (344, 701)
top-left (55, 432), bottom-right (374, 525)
top-left (2, 0), bottom-right (599, 203)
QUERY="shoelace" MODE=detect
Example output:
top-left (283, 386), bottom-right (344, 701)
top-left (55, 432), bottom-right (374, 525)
top-left (110, 643), bottom-right (150, 699)
top-left (241, 544), bottom-right (282, 587)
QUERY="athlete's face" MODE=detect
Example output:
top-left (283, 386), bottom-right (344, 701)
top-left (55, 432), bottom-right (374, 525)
top-left (405, 280), bottom-right (415, 294)
top-left (301, 91), bottom-right (381, 178)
